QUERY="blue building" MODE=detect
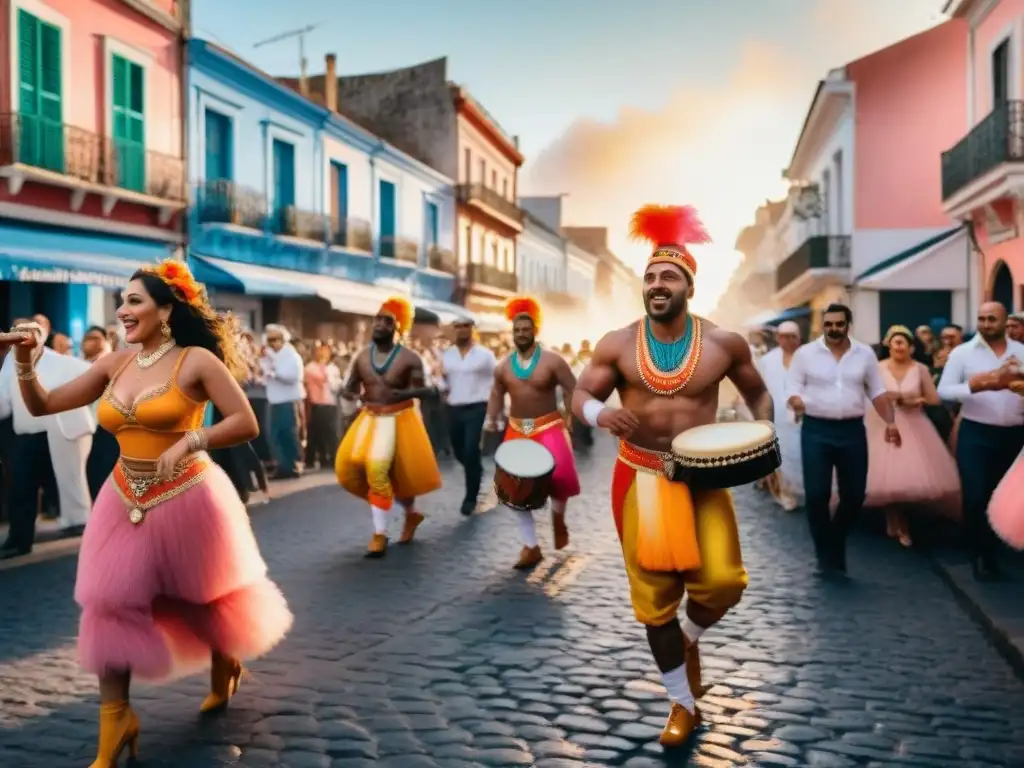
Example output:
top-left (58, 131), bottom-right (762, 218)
top-left (186, 40), bottom-right (467, 335)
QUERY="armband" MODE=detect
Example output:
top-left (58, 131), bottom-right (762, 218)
top-left (582, 399), bottom-right (606, 428)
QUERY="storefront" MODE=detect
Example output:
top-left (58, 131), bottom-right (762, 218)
top-left (0, 222), bottom-right (177, 344)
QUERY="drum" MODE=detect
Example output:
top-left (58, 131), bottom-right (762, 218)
top-left (493, 439), bottom-right (555, 511)
top-left (670, 420), bottom-right (780, 490)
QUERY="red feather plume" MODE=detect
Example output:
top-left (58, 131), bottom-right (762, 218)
top-left (504, 295), bottom-right (542, 329)
top-left (629, 205), bottom-right (711, 248)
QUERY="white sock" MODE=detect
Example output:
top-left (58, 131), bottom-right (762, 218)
top-left (371, 505), bottom-right (389, 535)
top-left (682, 615), bottom-right (706, 644)
top-left (661, 665), bottom-right (695, 713)
top-left (512, 507), bottom-right (538, 547)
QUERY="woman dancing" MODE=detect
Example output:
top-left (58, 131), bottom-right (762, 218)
top-left (5, 260), bottom-right (292, 767)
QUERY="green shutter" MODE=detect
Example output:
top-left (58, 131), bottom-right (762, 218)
top-left (16, 10), bottom-right (63, 172)
top-left (111, 54), bottom-right (145, 192)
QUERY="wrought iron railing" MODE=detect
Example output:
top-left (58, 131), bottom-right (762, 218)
top-left (331, 217), bottom-right (372, 252)
top-left (429, 245), bottom-right (457, 273)
top-left (393, 237), bottom-right (419, 264)
top-left (467, 262), bottom-right (517, 292)
top-left (942, 100), bottom-right (1024, 200)
top-left (775, 235), bottom-right (851, 293)
top-left (197, 180), bottom-right (267, 228)
top-left (0, 112), bottom-right (184, 201)
top-left (456, 183), bottom-right (524, 225)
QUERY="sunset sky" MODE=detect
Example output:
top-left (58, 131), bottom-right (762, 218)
top-left (194, 0), bottom-right (948, 314)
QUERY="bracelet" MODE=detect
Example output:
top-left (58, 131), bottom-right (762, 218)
top-left (185, 429), bottom-right (208, 452)
top-left (16, 369), bottom-right (36, 381)
top-left (581, 398), bottom-right (607, 427)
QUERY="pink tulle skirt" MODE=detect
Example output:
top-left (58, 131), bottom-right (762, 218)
top-left (990, 453), bottom-right (1024, 549)
top-left (74, 463), bottom-right (293, 682)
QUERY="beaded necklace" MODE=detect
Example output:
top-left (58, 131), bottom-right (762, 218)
top-left (511, 345), bottom-right (541, 380)
top-left (371, 343), bottom-right (402, 375)
top-left (635, 315), bottom-right (703, 395)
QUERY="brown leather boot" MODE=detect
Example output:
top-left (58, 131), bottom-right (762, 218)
top-left (89, 700), bottom-right (140, 767)
top-left (200, 653), bottom-right (243, 713)
top-left (513, 545), bottom-right (543, 570)
top-left (398, 510), bottom-right (424, 544)
top-left (365, 533), bottom-right (388, 558)
top-left (658, 702), bottom-right (701, 747)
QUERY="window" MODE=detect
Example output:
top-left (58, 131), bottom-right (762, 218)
top-left (330, 161), bottom-right (348, 243)
top-left (993, 39), bottom-right (1010, 107)
top-left (425, 201), bottom-right (439, 246)
top-left (478, 158), bottom-right (485, 184)
top-left (833, 151), bottom-right (844, 234)
top-left (17, 9), bottom-right (63, 172)
top-left (271, 138), bottom-right (295, 233)
top-left (479, 233), bottom-right (485, 264)
top-left (463, 148), bottom-right (471, 183)
top-left (492, 242), bottom-right (499, 268)
top-left (204, 109), bottom-right (232, 181)
top-left (112, 53), bottom-right (145, 192)
top-left (491, 169), bottom-right (497, 189)
top-left (379, 180), bottom-right (396, 257)
top-left (502, 177), bottom-right (508, 198)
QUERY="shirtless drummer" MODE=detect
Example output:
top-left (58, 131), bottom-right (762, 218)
top-left (571, 205), bottom-right (772, 747)
top-left (486, 296), bottom-right (581, 569)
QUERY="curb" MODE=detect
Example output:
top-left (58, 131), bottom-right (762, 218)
top-left (929, 557), bottom-right (1024, 683)
top-left (0, 472), bottom-right (339, 572)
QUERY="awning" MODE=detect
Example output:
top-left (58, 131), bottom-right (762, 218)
top-left (855, 226), bottom-right (965, 288)
top-left (741, 309), bottom-right (779, 328)
top-left (415, 299), bottom-right (476, 325)
top-left (474, 312), bottom-right (508, 334)
top-left (764, 306), bottom-right (811, 325)
top-left (191, 255), bottom-right (396, 316)
top-left (0, 247), bottom-right (151, 288)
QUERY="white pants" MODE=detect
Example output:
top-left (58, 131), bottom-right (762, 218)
top-left (47, 431), bottom-right (93, 528)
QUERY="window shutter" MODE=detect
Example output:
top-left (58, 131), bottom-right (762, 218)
top-left (38, 22), bottom-right (62, 172)
top-left (111, 54), bottom-right (145, 192)
top-left (16, 10), bottom-right (39, 165)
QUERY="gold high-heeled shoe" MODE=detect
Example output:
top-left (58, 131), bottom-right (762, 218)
top-left (199, 654), bottom-right (243, 713)
top-left (89, 700), bottom-right (140, 767)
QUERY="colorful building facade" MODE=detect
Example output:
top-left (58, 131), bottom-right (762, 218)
top-left (0, 0), bottom-right (186, 342)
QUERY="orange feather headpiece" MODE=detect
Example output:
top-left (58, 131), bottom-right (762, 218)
top-left (378, 296), bottom-right (414, 336)
top-left (143, 258), bottom-right (207, 307)
top-left (505, 295), bottom-right (542, 331)
top-left (629, 204), bottom-right (711, 284)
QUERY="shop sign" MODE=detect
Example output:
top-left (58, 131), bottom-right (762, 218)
top-left (4, 265), bottom-right (127, 288)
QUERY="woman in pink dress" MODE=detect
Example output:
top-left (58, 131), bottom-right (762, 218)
top-left (864, 325), bottom-right (961, 546)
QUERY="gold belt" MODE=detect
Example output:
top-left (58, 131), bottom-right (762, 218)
top-left (113, 455), bottom-right (210, 525)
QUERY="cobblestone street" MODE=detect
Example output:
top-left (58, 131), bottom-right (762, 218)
top-left (1, 437), bottom-right (1023, 767)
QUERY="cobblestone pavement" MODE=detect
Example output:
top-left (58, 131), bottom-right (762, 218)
top-left (1, 437), bottom-right (1023, 767)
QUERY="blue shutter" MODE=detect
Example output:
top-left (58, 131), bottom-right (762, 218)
top-left (379, 180), bottom-right (396, 257)
top-left (272, 139), bottom-right (295, 233)
top-left (204, 109), bottom-right (232, 181)
top-left (426, 202), bottom-right (439, 245)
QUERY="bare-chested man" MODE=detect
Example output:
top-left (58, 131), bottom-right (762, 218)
top-left (335, 297), bottom-right (442, 558)
top-left (486, 296), bottom-right (580, 569)
top-left (572, 205), bottom-right (772, 747)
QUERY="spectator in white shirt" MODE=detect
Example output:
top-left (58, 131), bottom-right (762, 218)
top-left (261, 324), bottom-right (304, 479)
top-left (786, 304), bottom-right (900, 577)
top-left (936, 301), bottom-right (1024, 580)
top-left (440, 318), bottom-right (497, 515)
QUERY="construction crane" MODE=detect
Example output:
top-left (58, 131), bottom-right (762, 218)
top-left (253, 24), bottom-right (319, 90)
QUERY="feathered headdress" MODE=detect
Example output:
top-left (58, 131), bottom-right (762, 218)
top-left (505, 295), bottom-right (542, 331)
top-left (629, 204), bottom-right (711, 283)
top-left (144, 259), bottom-right (207, 307)
top-left (378, 296), bottom-right (414, 336)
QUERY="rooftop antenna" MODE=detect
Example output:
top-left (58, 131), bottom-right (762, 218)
top-left (254, 24), bottom-right (319, 94)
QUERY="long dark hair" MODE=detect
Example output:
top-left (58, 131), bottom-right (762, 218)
top-left (130, 269), bottom-right (245, 380)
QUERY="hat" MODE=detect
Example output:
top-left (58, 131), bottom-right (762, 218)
top-left (776, 321), bottom-right (800, 335)
top-left (629, 204), bottom-right (711, 284)
top-left (378, 296), bottom-right (414, 336)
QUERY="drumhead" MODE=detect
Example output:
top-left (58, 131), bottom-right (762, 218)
top-left (494, 439), bottom-right (555, 478)
top-left (672, 421), bottom-right (775, 459)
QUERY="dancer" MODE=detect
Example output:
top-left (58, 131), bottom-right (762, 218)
top-left (4, 260), bottom-right (292, 767)
top-left (863, 325), bottom-right (960, 546)
top-left (571, 205), bottom-right (771, 747)
top-left (486, 295), bottom-right (580, 569)
top-left (335, 296), bottom-right (442, 557)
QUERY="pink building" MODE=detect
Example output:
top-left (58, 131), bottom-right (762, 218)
top-left (775, 19), bottom-right (972, 343)
top-left (0, 0), bottom-right (186, 339)
top-left (941, 0), bottom-right (1024, 314)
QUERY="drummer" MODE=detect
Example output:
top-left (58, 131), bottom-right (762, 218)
top-left (571, 204), bottom-right (772, 748)
top-left (485, 295), bottom-right (581, 569)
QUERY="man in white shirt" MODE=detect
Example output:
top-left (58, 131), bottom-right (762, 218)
top-left (440, 318), bottom-right (497, 516)
top-left (786, 304), bottom-right (900, 577)
top-left (261, 324), bottom-right (305, 479)
top-left (937, 301), bottom-right (1024, 580)
top-left (0, 321), bottom-right (95, 559)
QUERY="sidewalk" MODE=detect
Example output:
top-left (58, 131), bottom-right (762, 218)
top-left (930, 547), bottom-right (1024, 679)
top-left (0, 470), bottom-right (339, 572)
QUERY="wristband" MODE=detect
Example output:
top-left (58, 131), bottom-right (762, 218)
top-left (582, 399), bottom-right (606, 427)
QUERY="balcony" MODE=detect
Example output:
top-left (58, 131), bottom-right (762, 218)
top-left (428, 244), bottom-right (457, 273)
top-left (269, 205), bottom-right (328, 241)
top-left (329, 216), bottom-right (373, 252)
top-left (456, 183), bottom-right (524, 231)
top-left (775, 235), bottom-right (851, 295)
top-left (0, 112), bottom-right (185, 219)
top-left (941, 100), bottom-right (1024, 214)
top-left (466, 262), bottom-right (517, 293)
top-left (197, 180), bottom-right (267, 229)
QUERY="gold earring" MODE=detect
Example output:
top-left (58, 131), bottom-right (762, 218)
top-left (160, 319), bottom-right (171, 340)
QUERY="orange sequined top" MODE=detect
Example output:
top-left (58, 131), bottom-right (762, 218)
top-left (97, 348), bottom-right (210, 523)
